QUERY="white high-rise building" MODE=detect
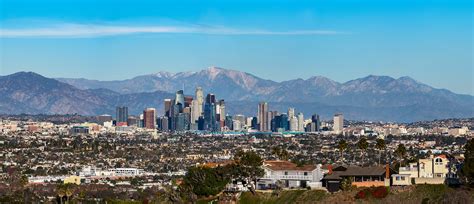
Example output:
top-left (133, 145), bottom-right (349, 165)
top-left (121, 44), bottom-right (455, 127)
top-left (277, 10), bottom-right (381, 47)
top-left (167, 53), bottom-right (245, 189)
top-left (289, 116), bottom-right (298, 131)
top-left (288, 108), bottom-right (295, 119)
top-left (191, 100), bottom-right (200, 124)
top-left (233, 120), bottom-right (242, 131)
top-left (195, 87), bottom-right (204, 116)
top-left (333, 113), bottom-right (344, 134)
top-left (297, 113), bottom-right (304, 132)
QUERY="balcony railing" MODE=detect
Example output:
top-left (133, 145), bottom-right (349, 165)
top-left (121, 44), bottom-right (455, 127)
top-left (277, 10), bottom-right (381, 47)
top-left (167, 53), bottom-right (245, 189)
top-left (262, 175), bottom-right (313, 181)
top-left (399, 167), bottom-right (417, 171)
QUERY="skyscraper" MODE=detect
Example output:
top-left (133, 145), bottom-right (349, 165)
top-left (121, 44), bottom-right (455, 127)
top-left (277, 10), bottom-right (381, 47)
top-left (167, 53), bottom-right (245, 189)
top-left (206, 93), bottom-right (216, 104)
top-left (333, 113), bottom-right (344, 133)
top-left (175, 90), bottom-right (184, 106)
top-left (258, 102), bottom-right (268, 132)
top-left (195, 87), bottom-right (204, 116)
top-left (164, 99), bottom-right (172, 117)
top-left (297, 113), bottom-right (304, 132)
top-left (288, 107), bottom-right (295, 119)
top-left (218, 99), bottom-right (225, 121)
top-left (311, 114), bottom-right (320, 131)
top-left (191, 100), bottom-right (200, 124)
top-left (289, 116), bottom-right (298, 131)
top-left (204, 93), bottom-right (217, 131)
top-left (143, 108), bottom-right (156, 129)
top-left (116, 106), bottom-right (128, 126)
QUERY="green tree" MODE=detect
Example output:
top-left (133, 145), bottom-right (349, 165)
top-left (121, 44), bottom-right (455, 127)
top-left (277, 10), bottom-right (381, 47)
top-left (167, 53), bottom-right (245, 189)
top-left (338, 139), bottom-right (348, 162)
top-left (461, 138), bottom-right (474, 187)
top-left (375, 138), bottom-right (386, 165)
top-left (227, 150), bottom-right (264, 195)
top-left (357, 137), bottom-right (369, 164)
top-left (340, 177), bottom-right (353, 191)
top-left (183, 166), bottom-right (229, 197)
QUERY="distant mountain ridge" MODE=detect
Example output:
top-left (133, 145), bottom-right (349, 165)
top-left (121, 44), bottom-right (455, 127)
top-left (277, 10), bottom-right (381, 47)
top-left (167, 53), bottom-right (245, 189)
top-left (0, 67), bottom-right (472, 122)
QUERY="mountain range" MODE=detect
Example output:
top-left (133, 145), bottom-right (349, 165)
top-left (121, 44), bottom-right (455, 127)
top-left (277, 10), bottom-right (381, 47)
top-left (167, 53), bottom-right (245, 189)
top-left (1, 67), bottom-right (473, 122)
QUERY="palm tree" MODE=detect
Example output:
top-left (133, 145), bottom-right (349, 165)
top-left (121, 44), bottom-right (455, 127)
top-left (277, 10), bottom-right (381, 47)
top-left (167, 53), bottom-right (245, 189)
top-left (375, 138), bottom-right (386, 165)
top-left (395, 144), bottom-right (407, 164)
top-left (337, 140), bottom-right (348, 162)
top-left (357, 137), bottom-right (368, 164)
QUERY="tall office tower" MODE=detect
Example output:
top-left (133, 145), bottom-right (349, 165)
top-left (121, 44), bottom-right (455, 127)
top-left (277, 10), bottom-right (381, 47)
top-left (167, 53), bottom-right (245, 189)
top-left (233, 120), bottom-right (242, 131)
top-left (258, 102), bottom-right (268, 131)
top-left (204, 93), bottom-right (217, 131)
top-left (333, 113), bottom-right (344, 133)
top-left (206, 93), bottom-right (216, 104)
top-left (288, 108), bottom-right (295, 119)
top-left (233, 114), bottom-right (245, 125)
top-left (215, 103), bottom-right (221, 120)
top-left (246, 117), bottom-right (253, 128)
top-left (184, 96), bottom-right (193, 108)
top-left (225, 115), bottom-right (233, 130)
top-left (170, 103), bottom-right (182, 131)
top-left (266, 111), bottom-right (274, 131)
top-left (297, 113), bottom-right (304, 132)
top-left (197, 116), bottom-right (205, 130)
top-left (175, 113), bottom-right (190, 131)
top-left (143, 108), bottom-right (156, 129)
top-left (311, 114), bottom-right (320, 131)
top-left (218, 100), bottom-right (226, 121)
top-left (164, 99), bottom-right (172, 117)
top-left (116, 106), bottom-right (128, 125)
top-left (160, 116), bottom-right (169, 131)
top-left (251, 117), bottom-right (258, 129)
top-left (289, 116), bottom-right (298, 131)
top-left (204, 103), bottom-right (217, 131)
top-left (195, 87), bottom-right (204, 116)
top-left (273, 114), bottom-right (289, 132)
top-left (191, 100), bottom-right (200, 124)
top-left (175, 90), bottom-right (185, 106)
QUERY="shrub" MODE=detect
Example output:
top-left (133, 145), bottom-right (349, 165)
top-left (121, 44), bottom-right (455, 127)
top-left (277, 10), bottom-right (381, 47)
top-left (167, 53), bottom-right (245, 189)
top-left (355, 190), bottom-right (367, 199)
top-left (355, 186), bottom-right (389, 200)
top-left (371, 186), bottom-right (389, 199)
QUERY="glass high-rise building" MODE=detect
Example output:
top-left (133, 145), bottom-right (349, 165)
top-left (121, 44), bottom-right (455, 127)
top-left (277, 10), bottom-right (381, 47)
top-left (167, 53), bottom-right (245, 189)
top-left (175, 90), bottom-right (185, 106)
top-left (116, 106), bottom-right (128, 125)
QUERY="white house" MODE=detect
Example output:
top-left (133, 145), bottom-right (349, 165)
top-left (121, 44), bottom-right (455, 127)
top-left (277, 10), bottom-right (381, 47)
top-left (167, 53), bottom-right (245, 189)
top-left (394, 155), bottom-right (450, 185)
top-left (257, 161), bottom-right (326, 190)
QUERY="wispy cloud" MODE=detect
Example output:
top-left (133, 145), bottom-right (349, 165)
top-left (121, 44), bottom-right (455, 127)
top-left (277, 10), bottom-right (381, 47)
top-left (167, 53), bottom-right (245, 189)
top-left (0, 22), bottom-right (347, 38)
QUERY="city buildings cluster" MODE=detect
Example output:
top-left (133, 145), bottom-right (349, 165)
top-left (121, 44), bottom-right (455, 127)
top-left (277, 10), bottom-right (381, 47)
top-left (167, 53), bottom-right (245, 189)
top-left (107, 87), bottom-right (332, 134)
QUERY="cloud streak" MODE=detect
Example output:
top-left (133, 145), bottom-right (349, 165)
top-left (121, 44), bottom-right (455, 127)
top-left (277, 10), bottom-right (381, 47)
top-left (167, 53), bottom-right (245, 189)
top-left (0, 23), bottom-right (347, 38)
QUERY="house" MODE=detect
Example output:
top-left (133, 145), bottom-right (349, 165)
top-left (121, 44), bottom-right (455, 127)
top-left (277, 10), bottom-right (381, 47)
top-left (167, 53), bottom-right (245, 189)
top-left (322, 164), bottom-right (394, 192)
top-left (395, 155), bottom-right (450, 185)
top-left (257, 161), bottom-right (326, 190)
top-left (63, 175), bottom-right (81, 185)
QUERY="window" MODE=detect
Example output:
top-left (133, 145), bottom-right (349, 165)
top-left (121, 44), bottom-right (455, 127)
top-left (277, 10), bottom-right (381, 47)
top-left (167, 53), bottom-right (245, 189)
top-left (396, 176), bottom-right (400, 181)
top-left (401, 176), bottom-right (406, 180)
top-left (284, 172), bottom-right (288, 175)
top-left (435, 158), bottom-right (443, 165)
top-left (304, 172), bottom-right (308, 176)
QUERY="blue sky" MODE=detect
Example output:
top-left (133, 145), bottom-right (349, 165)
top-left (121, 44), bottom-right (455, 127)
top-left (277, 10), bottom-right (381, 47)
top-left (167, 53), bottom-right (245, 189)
top-left (0, 0), bottom-right (473, 94)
